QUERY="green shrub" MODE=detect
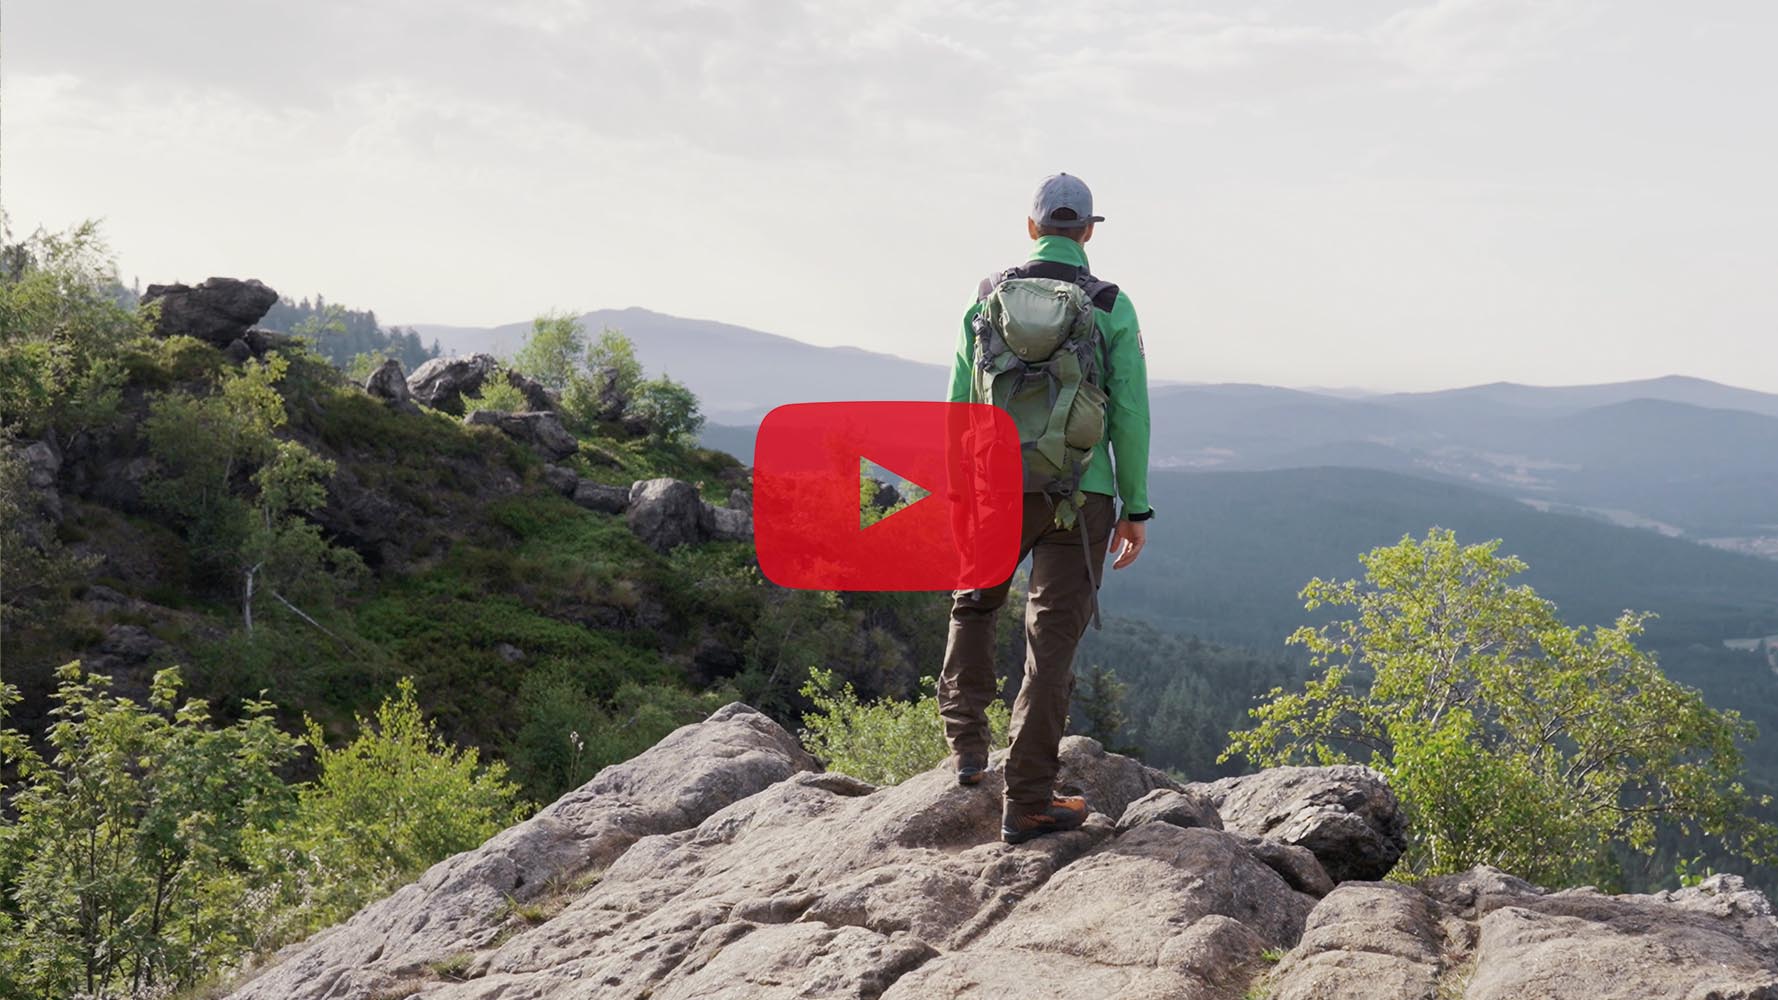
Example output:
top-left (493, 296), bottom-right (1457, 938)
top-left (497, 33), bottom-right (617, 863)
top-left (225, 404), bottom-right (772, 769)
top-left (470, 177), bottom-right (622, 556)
top-left (799, 667), bottom-right (1010, 785)
top-left (0, 221), bottom-right (141, 438)
top-left (464, 377), bottom-right (530, 414)
top-left (509, 664), bottom-right (731, 799)
top-left (1225, 528), bottom-right (1778, 888)
top-left (252, 678), bottom-right (526, 941)
top-left (0, 664), bottom-right (300, 996)
top-left (630, 375), bottom-right (703, 444)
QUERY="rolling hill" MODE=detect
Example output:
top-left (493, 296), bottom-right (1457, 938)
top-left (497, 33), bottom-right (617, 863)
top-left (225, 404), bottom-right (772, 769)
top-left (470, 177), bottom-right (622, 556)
top-left (408, 305), bottom-right (1778, 546)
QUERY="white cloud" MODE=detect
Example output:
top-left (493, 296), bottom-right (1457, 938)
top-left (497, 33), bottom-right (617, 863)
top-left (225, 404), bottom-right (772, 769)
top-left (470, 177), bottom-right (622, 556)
top-left (4, 0), bottom-right (1775, 391)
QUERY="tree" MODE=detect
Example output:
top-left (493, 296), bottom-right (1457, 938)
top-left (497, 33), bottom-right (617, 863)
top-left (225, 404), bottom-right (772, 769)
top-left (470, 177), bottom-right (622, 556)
top-left (631, 374), bottom-right (704, 444)
top-left (1224, 528), bottom-right (1776, 887)
top-left (512, 311), bottom-right (587, 391)
top-left (0, 220), bottom-right (137, 440)
top-left (143, 354), bottom-right (365, 632)
top-left (1074, 663), bottom-right (1131, 752)
top-left (0, 664), bottom-right (299, 996)
top-left (256, 678), bottom-right (526, 937)
top-left (584, 327), bottom-right (642, 399)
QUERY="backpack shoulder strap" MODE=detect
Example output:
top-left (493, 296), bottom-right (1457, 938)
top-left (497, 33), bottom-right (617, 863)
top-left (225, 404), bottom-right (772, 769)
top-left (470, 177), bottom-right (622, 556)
top-left (1078, 275), bottom-right (1120, 312)
top-left (977, 266), bottom-right (1023, 302)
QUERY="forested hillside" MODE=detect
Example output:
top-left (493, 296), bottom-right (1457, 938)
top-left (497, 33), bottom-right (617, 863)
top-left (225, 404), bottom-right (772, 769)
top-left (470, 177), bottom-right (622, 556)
top-left (259, 294), bottom-right (439, 374)
top-left (0, 227), bottom-right (959, 994)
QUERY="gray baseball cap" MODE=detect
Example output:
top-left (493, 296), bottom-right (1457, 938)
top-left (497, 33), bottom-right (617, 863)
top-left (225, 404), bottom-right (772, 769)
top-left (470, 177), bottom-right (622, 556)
top-left (1030, 173), bottom-right (1105, 229)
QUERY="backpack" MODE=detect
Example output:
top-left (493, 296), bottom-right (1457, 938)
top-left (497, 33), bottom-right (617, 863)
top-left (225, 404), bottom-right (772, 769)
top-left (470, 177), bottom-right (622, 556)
top-left (970, 260), bottom-right (1119, 530)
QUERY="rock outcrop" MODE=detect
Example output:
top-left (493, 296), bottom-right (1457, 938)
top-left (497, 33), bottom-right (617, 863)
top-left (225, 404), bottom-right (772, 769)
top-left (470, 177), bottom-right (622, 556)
top-left (364, 358), bottom-right (421, 414)
top-left (1187, 763), bottom-right (1407, 883)
top-left (141, 277), bottom-right (279, 346)
top-left (503, 369), bottom-right (559, 412)
top-left (407, 354), bottom-right (499, 414)
top-left (463, 410), bottom-right (579, 460)
top-left (228, 705), bottom-right (814, 1000)
top-left (223, 706), bottom-right (1776, 1000)
top-left (627, 477), bottom-right (705, 552)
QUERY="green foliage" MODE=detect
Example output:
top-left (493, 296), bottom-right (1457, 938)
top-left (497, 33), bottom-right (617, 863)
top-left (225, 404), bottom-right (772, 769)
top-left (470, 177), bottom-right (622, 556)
top-left (144, 354), bottom-right (366, 629)
top-left (0, 436), bottom-right (99, 632)
top-left (463, 376), bottom-right (530, 414)
top-left (0, 221), bottom-right (139, 439)
top-left (1078, 621), bottom-right (1308, 779)
top-left (631, 375), bottom-right (704, 444)
top-left (260, 294), bottom-right (435, 372)
top-left (0, 664), bottom-right (300, 997)
top-left (584, 327), bottom-right (642, 399)
top-left (253, 678), bottom-right (526, 941)
top-left (1225, 528), bottom-right (1777, 888)
top-left (1073, 663), bottom-right (1131, 752)
top-left (799, 667), bottom-right (1010, 785)
top-left (508, 663), bottom-right (731, 800)
top-left (512, 312), bottom-right (587, 391)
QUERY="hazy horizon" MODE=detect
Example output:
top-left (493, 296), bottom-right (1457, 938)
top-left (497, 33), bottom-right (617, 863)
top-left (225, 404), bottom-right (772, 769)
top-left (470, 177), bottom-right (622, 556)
top-left (7, 1), bottom-right (1777, 393)
top-left (404, 304), bottom-right (1778, 401)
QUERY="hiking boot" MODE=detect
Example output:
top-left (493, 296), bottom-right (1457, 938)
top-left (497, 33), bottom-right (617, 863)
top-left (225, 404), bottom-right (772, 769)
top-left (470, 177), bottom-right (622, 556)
top-left (954, 750), bottom-right (989, 786)
top-left (1001, 795), bottom-right (1089, 844)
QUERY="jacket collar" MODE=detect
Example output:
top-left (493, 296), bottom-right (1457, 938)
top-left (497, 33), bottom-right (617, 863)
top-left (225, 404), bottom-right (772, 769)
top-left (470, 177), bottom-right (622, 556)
top-left (1029, 234), bottom-right (1090, 270)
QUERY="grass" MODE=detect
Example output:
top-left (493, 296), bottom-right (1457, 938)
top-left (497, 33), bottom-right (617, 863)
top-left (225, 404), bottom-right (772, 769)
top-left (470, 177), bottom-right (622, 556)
top-left (427, 951), bottom-right (476, 982)
top-left (1435, 957), bottom-right (1477, 999)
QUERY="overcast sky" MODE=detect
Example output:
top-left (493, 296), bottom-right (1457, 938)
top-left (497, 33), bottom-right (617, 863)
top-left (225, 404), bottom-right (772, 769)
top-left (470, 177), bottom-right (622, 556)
top-left (6, 1), bottom-right (1776, 392)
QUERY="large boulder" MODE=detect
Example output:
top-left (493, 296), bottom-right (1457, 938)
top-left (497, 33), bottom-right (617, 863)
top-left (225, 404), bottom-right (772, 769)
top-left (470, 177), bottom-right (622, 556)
top-left (1187, 764), bottom-right (1406, 883)
top-left (140, 277), bottom-right (278, 345)
top-left (7, 435), bottom-right (64, 538)
top-left (363, 358), bottom-right (420, 413)
top-left (407, 354), bottom-right (498, 414)
top-left (225, 705), bottom-right (816, 1000)
top-left (627, 478), bottom-right (705, 552)
top-left (539, 463), bottom-right (581, 497)
top-left (571, 479), bottom-right (630, 515)
top-left (700, 501), bottom-right (752, 542)
top-left (463, 410), bottom-right (578, 460)
top-left (502, 369), bottom-right (559, 412)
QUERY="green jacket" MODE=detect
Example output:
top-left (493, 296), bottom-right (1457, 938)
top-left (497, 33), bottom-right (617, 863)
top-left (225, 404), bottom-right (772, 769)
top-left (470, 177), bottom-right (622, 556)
top-left (949, 235), bottom-right (1152, 516)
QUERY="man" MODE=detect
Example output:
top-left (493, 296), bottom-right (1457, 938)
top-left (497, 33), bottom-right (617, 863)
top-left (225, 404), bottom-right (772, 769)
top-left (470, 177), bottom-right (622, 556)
top-left (940, 172), bottom-right (1153, 844)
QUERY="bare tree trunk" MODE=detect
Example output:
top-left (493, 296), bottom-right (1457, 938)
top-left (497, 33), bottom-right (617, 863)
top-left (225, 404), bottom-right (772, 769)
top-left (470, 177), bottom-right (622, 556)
top-left (242, 561), bottom-right (261, 634)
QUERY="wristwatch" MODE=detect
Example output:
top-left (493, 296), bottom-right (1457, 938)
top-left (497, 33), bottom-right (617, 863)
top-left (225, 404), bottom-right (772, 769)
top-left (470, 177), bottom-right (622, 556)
top-left (1123, 506), bottom-right (1154, 522)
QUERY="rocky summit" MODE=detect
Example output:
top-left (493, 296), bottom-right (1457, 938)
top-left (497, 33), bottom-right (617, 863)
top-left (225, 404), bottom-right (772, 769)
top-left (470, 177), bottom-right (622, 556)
top-left (226, 706), bottom-right (1778, 1000)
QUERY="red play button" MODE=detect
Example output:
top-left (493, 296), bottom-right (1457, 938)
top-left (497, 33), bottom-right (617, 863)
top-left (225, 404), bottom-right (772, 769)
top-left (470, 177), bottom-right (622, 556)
top-left (753, 402), bottom-right (1022, 590)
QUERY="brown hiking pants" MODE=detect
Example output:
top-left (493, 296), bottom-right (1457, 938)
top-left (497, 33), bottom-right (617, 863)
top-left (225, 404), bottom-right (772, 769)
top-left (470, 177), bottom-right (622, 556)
top-left (937, 491), bottom-right (1116, 808)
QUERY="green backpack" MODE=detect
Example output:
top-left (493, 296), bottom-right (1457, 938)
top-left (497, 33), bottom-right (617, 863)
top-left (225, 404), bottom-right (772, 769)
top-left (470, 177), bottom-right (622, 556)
top-left (971, 262), bottom-right (1118, 530)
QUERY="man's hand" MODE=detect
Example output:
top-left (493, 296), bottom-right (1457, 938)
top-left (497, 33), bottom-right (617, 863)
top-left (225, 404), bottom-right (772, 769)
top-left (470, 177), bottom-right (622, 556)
top-left (1110, 518), bottom-right (1146, 570)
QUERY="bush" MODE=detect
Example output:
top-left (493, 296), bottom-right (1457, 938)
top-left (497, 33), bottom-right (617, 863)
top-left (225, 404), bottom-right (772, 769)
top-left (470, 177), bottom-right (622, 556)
top-left (252, 678), bottom-right (526, 940)
top-left (799, 667), bottom-right (1011, 785)
top-left (1225, 528), bottom-right (1777, 888)
top-left (509, 665), bottom-right (732, 800)
top-left (0, 664), bottom-right (300, 996)
top-left (631, 375), bottom-right (704, 444)
top-left (463, 376), bottom-right (530, 414)
top-left (0, 221), bottom-right (140, 439)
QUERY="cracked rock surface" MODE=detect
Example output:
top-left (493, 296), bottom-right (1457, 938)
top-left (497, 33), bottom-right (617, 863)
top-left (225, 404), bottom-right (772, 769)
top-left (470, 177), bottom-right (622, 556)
top-left (226, 707), bottom-right (1778, 1000)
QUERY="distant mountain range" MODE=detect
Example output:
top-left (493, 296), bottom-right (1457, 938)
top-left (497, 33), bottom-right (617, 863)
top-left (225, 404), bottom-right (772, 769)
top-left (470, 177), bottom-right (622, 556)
top-left (409, 308), bottom-right (1778, 547)
top-left (411, 308), bottom-right (947, 425)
